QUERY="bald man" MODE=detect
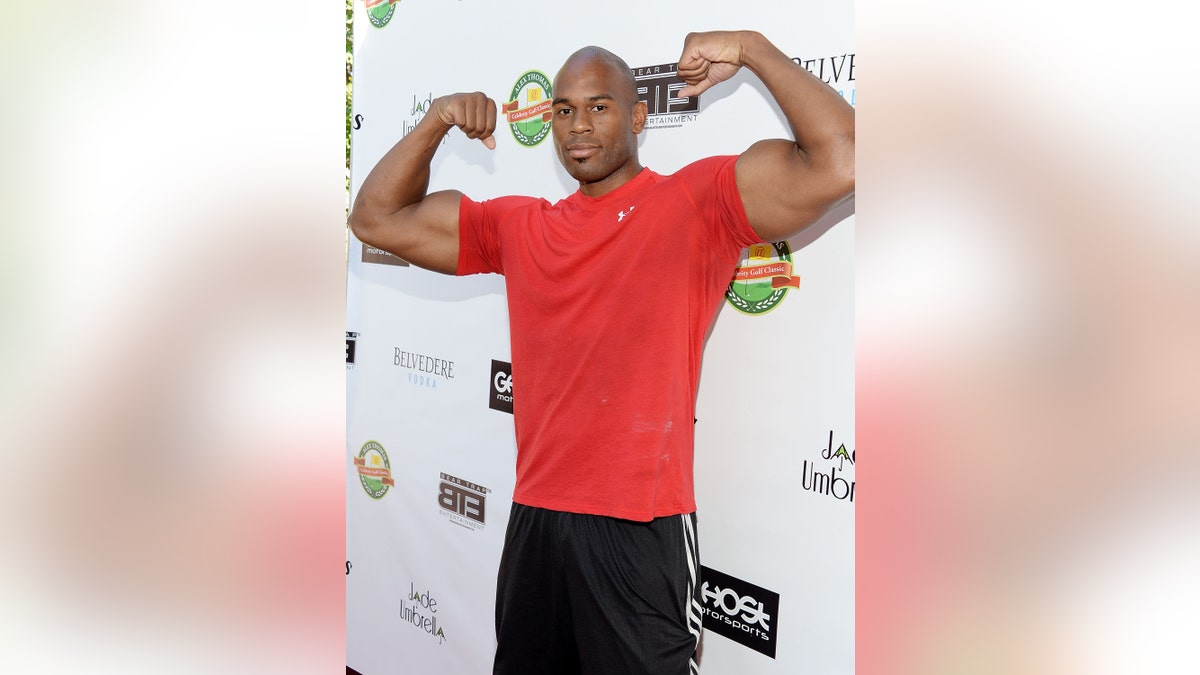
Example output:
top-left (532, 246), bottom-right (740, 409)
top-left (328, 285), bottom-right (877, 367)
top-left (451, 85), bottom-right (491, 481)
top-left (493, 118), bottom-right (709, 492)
top-left (351, 30), bottom-right (854, 675)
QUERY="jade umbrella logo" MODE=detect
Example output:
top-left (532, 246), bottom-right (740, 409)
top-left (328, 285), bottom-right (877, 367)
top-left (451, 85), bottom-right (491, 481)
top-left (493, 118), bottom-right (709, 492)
top-left (354, 440), bottom-right (394, 499)
top-left (725, 241), bottom-right (800, 315)
top-left (363, 0), bottom-right (397, 29)
top-left (503, 70), bottom-right (553, 147)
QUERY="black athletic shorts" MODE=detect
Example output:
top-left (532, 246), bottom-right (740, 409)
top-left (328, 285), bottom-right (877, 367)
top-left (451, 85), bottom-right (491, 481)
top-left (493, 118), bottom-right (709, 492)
top-left (493, 503), bottom-right (703, 675)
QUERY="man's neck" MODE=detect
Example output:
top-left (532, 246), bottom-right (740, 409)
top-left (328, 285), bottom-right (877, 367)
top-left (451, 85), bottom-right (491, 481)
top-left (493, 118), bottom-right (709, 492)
top-left (578, 161), bottom-right (645, 198)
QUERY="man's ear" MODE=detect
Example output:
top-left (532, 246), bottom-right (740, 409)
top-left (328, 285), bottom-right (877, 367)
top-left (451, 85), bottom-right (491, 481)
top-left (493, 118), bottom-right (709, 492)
top-left (632, 101), bottom-right (648, 134)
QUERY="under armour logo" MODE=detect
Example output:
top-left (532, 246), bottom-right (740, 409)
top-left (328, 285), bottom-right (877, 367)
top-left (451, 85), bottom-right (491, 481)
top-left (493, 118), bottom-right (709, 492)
top-left (618, 206), bottom-right (636, 222)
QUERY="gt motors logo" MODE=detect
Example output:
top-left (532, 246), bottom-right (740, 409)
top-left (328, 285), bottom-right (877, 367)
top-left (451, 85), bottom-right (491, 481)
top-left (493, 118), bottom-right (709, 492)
top-left (363, 0), bottom-right (397, 29)
top-left (354, 440), bottom-right (394, 499)
top-left (699, 566), bottom-right (781, 658)
top-left (489, 359), bottom-right (513, 414)
top-left (503, 70), bottom-right (553, 147)
top-left (725, 241), bottom-right (800, 315)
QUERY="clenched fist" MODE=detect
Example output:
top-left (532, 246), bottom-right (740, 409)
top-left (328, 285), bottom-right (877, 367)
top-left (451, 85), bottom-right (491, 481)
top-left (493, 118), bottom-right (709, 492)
top-left (432, 92), bottom-right (498, 150)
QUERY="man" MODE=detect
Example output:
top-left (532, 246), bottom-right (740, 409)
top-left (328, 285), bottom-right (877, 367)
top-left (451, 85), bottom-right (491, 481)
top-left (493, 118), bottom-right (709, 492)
top-left (350, 30), bottom-right (853, 675)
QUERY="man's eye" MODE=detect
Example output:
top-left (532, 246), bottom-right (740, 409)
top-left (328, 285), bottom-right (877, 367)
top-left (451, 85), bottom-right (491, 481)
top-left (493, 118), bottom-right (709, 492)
top-left (592, 105), bottom-right (607, 112)
top-left (557, 108), bottom-right (572, 116)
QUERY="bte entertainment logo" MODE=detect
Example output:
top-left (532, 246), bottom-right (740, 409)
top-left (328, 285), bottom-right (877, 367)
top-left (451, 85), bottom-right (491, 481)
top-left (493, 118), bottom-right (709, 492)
top-left (631, 62), bottom-right (700, 130)
top-left (698, 566), bottom-right (781, 658)
top-left (354, 440), bottom-right (394, 499)
top-left (503, 70), bottom-right (553, 147)
top-left (438, 472), bottom-right (490, 531)
top-left (725, 241), bottom-right (800, 315)
top-left (801, 430), bottom-right (855, 503)
top-left (489, 359), bottom-right (513, 414)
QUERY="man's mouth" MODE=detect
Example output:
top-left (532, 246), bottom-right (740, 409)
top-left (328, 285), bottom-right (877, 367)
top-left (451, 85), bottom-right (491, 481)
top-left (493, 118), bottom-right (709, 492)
top-left (567, 144), bottom-right (599, 160)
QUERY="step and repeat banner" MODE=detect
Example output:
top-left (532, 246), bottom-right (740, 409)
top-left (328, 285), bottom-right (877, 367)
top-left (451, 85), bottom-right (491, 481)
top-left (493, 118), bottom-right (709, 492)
top-left (346, 2), bottom-right (854, 673)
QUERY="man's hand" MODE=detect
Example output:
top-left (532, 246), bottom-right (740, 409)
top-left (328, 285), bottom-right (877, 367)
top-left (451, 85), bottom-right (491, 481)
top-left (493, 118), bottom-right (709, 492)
top-left (675, 30), bottom-right (855, 242)
top-left (433, 92), bottom-right (498, 150)
top-left (676, 31), bottom-right (748, 99)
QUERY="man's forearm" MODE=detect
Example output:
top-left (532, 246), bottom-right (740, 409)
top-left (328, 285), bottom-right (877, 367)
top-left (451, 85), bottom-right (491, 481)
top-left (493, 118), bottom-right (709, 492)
top-left (352, 111), bottom-right (454, 230)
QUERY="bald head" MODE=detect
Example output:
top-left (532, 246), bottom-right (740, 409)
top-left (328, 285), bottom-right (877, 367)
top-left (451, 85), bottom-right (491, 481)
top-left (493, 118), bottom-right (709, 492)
top-left (556, 46), bottom-right (638, 106)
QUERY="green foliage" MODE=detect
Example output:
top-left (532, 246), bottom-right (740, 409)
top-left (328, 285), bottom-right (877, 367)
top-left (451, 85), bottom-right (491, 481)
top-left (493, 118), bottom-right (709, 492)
top-left (346, 0), bottom-right (354, 220)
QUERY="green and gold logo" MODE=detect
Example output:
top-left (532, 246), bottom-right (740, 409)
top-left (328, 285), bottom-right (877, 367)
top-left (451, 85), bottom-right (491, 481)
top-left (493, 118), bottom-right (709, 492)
top-left (503, 70), bottom-right (553, 147)
top-left (354, 440), bottom-right (394, 499)
top-left (725, 241), bottom-right (800, 315)
top-left (363, 0), bottom-right (397, 29)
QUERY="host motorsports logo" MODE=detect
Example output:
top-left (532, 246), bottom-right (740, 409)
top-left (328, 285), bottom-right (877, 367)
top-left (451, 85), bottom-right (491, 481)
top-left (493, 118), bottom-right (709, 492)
top-left (503, 70), bottom-right (553, 147)
top-left (725, 241), bottom-right (800, 315)
top-left (438, 472), bottom-right (490, 531)
top-left (363, 0), bottom-right (398, 29)
top-left (801, 430), bottom-right (855, 503)
top-left (699, 566), bottom-right (781, 658)
top-left (354, 440), bottom-right (394, 499)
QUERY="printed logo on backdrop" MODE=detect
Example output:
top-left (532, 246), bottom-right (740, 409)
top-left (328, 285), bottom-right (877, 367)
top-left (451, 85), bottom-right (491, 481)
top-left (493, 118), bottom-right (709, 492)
top-left (503, 70), bottom-right (553, 147)
top-left (438, 472), bottom-right (490, 531)
top-left (354, 440), bottom-right (394, 499)
top-left (401, 581), bottom-right (447, 644)
top-left (360, 244), bottom-right (409, 267)
top-left (404, 92), bottom-right (447, 144)
top-left (792, 52), bottom-right (856, 107)
top-left (802, 430), bottom-right (855, 503)
top-left (489, 359), bottom-right (514, 414)
top-left (363, 0), bottom-right (398, 29)
top-left (394, 348), bottom-right (455, 390)
top-left (699, 566), bottom-right (781, 658)
top-left (725, 241), bottom-right (800, 315)
top-left (632, 63), bottom-right (700, 129)
top-left (346, 332), bottom-right (358, 370)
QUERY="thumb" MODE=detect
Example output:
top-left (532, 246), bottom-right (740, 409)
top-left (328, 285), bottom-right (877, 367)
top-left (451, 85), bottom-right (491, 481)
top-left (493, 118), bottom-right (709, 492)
top-left (481, 135), bottom-right (496, 150)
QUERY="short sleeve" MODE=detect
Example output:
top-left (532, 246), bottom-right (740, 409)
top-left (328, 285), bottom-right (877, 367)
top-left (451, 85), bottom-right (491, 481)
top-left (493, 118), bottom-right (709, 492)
top-left (457, 194), bottom-right (541, 276)
top-left (675, 155), bottom-right (762, 250)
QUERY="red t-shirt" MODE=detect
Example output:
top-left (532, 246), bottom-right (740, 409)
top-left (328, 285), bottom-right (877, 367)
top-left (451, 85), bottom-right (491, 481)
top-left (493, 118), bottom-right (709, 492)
top-left (457, 156), bottom-right (760, 520)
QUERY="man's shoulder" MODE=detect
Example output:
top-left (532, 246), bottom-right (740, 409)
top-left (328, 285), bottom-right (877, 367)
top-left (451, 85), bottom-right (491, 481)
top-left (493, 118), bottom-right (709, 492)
top-left (667, 154), bottom-right (739, 179)
top-left (470, 193), bottom-right (549, 208)
top-left (463, 193), bottom-right (554, 218)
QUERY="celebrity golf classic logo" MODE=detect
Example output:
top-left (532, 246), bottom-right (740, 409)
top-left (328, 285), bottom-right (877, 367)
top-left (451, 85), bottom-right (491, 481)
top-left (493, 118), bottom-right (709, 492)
top-left (503, 70), bottom-right (553, 147)
top-left (354, 440), bottom-right (394, 499)
top-left (725, 241), bottom-right (800, 315)
top-left (363, 0), bottom-right (397, 29)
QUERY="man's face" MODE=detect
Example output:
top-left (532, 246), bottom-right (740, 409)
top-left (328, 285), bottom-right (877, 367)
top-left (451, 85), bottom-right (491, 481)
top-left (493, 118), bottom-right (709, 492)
top-left (551, 56), bottom-right (646, 194)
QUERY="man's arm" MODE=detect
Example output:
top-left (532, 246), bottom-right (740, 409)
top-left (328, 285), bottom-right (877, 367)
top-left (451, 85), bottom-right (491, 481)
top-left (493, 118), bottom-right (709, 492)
top-left (348, 92), bottom-right (497, 274)
top-left (677, 31), bottom-right (855, 242)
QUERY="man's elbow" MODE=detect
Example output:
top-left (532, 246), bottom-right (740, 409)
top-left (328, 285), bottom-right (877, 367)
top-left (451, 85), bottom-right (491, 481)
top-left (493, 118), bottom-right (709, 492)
top-left (348, 201), bottom-right (378, 247)
top-left (827, 132), bottom-right (855, 201)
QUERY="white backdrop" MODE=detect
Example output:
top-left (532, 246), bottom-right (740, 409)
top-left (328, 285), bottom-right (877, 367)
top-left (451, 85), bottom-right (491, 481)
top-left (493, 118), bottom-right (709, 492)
top-left (346, 2), bottom-right (854, 673)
